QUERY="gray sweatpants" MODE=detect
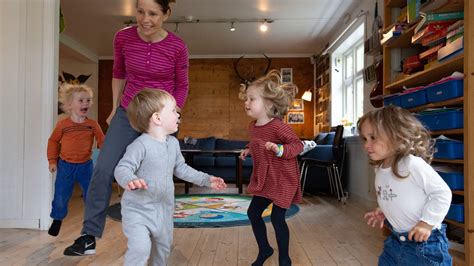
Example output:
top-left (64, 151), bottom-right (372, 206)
top-left (81, 107), bottom-right (140, 237)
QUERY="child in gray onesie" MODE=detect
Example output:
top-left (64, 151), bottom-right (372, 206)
top-left (114, 88), bottom-right (227, 266)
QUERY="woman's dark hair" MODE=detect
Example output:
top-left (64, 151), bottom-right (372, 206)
top-left (136, 0), bottom-right (171, 13)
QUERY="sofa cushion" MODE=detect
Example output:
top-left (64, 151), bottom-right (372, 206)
top-left (215, 157), bottom-right (253, 167)
top-left (315, 132), bottom-right (335, 145)
top-left (193, 155), bottom-right (215, 167)
top-left (180, 136), bottom-right (216, 150)
top-left (215, 139), bottom-right (248, 150)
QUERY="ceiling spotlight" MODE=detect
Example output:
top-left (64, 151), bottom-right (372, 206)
top-left (260, 22), bottom-right (268, 32)
top-left (230, 22), bottom-right (236, 32)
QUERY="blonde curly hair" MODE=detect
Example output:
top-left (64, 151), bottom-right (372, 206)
top-left (356, 105), bottom-right (435, 179)
top-left (58, 83), bottom-right (93, 114)
top-left (239, 69), bottom-right (298, 119)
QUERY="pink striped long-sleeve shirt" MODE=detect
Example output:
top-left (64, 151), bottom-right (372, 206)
top-left (113, 26), bottom-right (189, 109)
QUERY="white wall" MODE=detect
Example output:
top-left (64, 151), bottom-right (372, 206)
top-left (0, 0), bottom-right (59, 229)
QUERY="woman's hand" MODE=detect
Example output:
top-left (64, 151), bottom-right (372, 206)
top-left (106, 109), bottom-right (116, 125)
top-left (209, 176), bottom-right (227, 190)
top-left (240, 148), bottom-right (250, 160)
top-left (126, 178), bottom-right (148, 191)
top-left (364, 208), bottom-right (385, 228)
top-left (408, 221), bottom-right (433, 242)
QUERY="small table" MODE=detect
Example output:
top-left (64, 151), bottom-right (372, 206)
top-left (180, 149), bottom-right (244, 194)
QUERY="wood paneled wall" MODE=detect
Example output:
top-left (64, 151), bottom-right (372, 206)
top-left (98, 58), bottom-right (314, 140)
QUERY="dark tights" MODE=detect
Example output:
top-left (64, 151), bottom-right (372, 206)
top-left (247, 196), bottom-right (291, 266)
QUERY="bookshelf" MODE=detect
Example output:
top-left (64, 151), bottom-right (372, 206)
top-left (314, 54), bottom-right (331, 134)
top-left (382, 0), bottom-right (473, 264)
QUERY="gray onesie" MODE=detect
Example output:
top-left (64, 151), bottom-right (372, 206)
top-left (114, 134), bottom-right (211, 266)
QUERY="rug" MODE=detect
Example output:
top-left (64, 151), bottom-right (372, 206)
top-left (107, 194), bottom-right (300, 228)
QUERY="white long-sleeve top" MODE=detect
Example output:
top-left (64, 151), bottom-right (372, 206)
top-left (374, 154), bottom-right (452, 232)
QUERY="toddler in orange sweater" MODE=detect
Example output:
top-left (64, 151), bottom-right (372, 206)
top-left (46, 84), bottom-right (104, 236)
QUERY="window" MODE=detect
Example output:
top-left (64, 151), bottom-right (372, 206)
top-left (330, 23), bottom-right (365, 128)
top-left (341, 41), bottom-right (364, 125)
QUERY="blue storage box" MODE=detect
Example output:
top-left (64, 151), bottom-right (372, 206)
top-left (400, 89), bottom-right (427, 108)
top-left (434, 139), bottom-right (464, 159)
top-left (417, 109), bottom-right (463, 130)
top-left (384, 95), bottom-right (402, 106)
top-left (438, 171), bottom-right (464, 190)
top-left (426, 79), bottom-right (463, 103)
top-left (446, 203), bottom-right (464, 223)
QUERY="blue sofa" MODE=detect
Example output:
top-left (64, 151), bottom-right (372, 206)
top-left (179, 137), bottom-right (253, 183)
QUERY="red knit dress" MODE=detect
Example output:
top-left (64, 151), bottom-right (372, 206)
top-left (247, 118), bottom-right (303, 209)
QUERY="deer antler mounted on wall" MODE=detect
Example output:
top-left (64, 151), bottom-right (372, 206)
top-left (233, 54), bottom-right (272, 86)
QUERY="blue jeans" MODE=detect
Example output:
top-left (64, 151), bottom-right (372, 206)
top-left (50, 159), bottom-right (93, 220)
top-left (379, 223), bottom-right (452, 266)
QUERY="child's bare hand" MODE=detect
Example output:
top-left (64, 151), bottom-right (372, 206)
top-left (408, 221), bottom-right (433, 242)
top-left (265, 142), bottom-right (279, 153)
top-left (364, 208), bottom-right (385, 228)
top-left (49, 164), bottom-right (57, 173)
top-left (210, 176), bottom-right (227, 190)
top-left (126, 178), bottom-right (148, 191)
top-left (240, 148), bottom-right (250, 160)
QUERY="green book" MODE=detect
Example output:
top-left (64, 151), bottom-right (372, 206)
top-left (415, 11), bottom-right (464, 33)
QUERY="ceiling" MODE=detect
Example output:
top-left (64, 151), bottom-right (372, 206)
top-left (60, 0), bottom-right (362, 59)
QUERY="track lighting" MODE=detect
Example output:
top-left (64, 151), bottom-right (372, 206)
top-left (124, 18), bottom-right (274, 32)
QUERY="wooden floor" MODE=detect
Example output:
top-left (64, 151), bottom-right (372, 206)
top-left (0, 184), bottom-right (386, 265)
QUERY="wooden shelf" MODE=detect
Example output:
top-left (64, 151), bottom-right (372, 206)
top-left (385, 24), bottom-right (419, 48)
top-left (408, 97), bottom-right (464, 112)
top-left (445, 218), bottom-right (464, 228)
top-left (385, 0), bottom-right (406, 8)
top-left (385, 55), bottom-right (464, 93)
top-left (452, 190), bottom-right (464, 196)
top-left (432, 158), bottom-right (464, 164)
top-left (430, 128), bottom-right (464, 135)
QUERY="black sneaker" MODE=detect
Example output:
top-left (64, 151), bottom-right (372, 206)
top-left (63, 234), bottom-right (96, 256)
top-left (48, 219), bottom-right (62, 236)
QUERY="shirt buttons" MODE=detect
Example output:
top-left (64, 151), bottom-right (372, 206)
top-left (399, 236), bottom-right (406, 241)
top-left (146, 61), bottom-right (150, 64)
top-left (148, 52), bottom-right (151, 55)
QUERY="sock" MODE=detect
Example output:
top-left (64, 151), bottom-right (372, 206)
top-left (48, 219), bottom-right (62, 236)
top-left (251, 248), bottom-right (274, 266)
top-left (299, 140), bottom-right (317, 155)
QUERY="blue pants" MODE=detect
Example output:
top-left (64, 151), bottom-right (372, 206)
top-left (50, 159), bottom-right (93, 220)
top-left (379, 223), bottom-right (452, 266)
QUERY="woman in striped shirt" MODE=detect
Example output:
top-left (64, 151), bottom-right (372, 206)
top-left (239, 70), bottom-right (303, 266)
top-left (64, 0), bottom-right (190, 256)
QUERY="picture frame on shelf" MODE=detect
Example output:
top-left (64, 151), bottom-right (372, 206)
top-left (287, 112), bottom-right (304, 124)
top-left (281, 68), bottom-right (293, 83)
top-left (289, 98), bottom-right (304, 111)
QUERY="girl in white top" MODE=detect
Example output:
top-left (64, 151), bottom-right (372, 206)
top-left (358, 105), bottom-right (452, 265)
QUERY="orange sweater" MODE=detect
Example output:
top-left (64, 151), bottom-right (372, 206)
top-left (47, 117), bottom-right (105, 164)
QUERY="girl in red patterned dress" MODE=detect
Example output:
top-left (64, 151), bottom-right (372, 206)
top-left (239, 70), bottom-right (303, 266)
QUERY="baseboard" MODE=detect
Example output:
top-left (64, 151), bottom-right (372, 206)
top-left (0, 219), bottom-right (39, 229)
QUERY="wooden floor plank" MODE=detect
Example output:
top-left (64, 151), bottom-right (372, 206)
top-left (0, 185), bottom-right (387, 265)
